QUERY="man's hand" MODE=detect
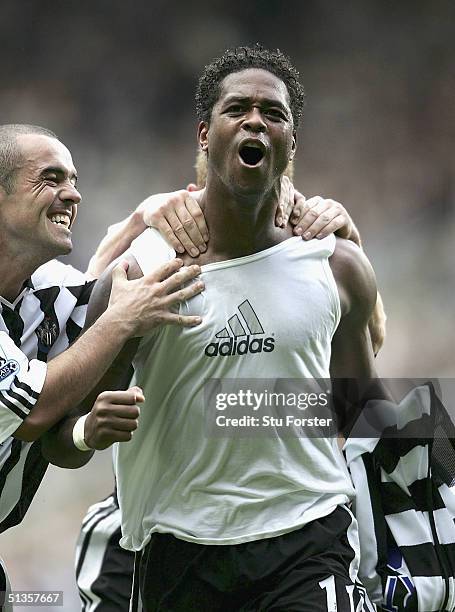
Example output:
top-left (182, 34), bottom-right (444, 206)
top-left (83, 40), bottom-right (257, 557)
top-left (88, 185), bottom-right (360, 279)
top-left (275, 178), bottom-right (361, 246)
top-left (108, 258), bottom-right (204, 336)
top-left (369, 291), bottom-right (387, 357)
top-left (84, 386), bottom-right (144, 450)
top-left (139, 190), bottom-right (209, 257)
top-left (291, 194), bottom-right (360, 245)
top-left (87, 189), bottom-right (209, 278)
top-left (275, 176), bottom-right (295, 227)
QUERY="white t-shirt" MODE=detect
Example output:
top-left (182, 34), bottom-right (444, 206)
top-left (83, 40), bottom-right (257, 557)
top-left (116, 230), bottom-right (354, 550)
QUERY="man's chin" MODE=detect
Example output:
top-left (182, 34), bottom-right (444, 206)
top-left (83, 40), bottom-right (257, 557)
top-left (59, 241), bottom-right (73, 256)
top-left (50, 238), bottom-right (73, 258)
top-left (230, 174), bottom-right (273, 199)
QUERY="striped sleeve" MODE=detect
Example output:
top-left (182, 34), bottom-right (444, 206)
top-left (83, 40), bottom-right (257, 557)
top-left (0, 331), bottom-right (47, 443)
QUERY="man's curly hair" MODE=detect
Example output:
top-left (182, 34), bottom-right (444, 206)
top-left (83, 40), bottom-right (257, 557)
top-left (195, 44), bottom-right (305, 128)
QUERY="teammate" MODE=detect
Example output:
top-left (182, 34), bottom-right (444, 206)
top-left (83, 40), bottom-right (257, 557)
top-left (68, 45), bottom-right (381, 610)
top-left (0, 123), bottom-right (206, 608)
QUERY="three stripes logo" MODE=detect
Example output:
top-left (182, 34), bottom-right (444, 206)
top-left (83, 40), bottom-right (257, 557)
top-left (204, 299), bottom-right (275, 357)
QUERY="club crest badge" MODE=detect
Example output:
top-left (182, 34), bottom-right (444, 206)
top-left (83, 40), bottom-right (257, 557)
top-left (35, 316), bottom-right (59, 350)
top-left (0, 356), bottom-right (19, 383)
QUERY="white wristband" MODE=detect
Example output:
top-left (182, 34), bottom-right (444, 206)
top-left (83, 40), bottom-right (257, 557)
top-left (72, 414), bottom-right (92, 452)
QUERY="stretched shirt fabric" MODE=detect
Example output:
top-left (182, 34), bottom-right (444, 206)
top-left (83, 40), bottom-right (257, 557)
top-left (0, 260), bottom-right (93, 531)
top-left (116, 230), bottom-right (354, 551)
top-left (345, 383), bottom-right (455, 611)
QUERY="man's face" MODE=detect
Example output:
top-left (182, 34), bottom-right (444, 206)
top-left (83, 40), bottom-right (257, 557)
top-left (0, 134), bottom-right (81, 260)
top-left (198, 68), bottom-right (296, 197)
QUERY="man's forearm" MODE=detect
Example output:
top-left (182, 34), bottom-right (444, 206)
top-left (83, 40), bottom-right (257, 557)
top-left (14, 308), bottom-right (136, 442)
top-left (41, 417), bottom-right (92, 468)
top-left (86, 210), bottom-right (146, 279)
top-left (42, 341), bottom-right (139, 468)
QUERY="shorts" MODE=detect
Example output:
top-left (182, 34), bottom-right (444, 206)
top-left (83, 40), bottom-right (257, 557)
top-left (131, 505), bottom-right (374, 611)
top-left (76, 493), bottom-right (134, 611)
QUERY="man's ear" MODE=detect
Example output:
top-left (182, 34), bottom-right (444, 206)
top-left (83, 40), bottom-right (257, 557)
top-left (289, 131), bottom-right (297, 162)
top-left (198, 121), bottom-right (209, 152)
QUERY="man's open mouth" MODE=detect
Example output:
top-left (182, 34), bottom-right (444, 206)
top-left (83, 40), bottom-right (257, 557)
top-left (238, 141), bottom-right (266, 167)
top-left (48, 213), bottom-right (71, 229)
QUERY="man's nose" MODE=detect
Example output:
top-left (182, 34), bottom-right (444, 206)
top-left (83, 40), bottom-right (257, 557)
top-left (242, 107), bottom-right (267, 132)
top-left (59, 183), bottom-right (82, 205)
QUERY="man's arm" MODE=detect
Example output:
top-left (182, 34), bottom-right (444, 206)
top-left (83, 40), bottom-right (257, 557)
top-left (87, 185), bottom-right (385, 352)
top-left (87, 185), bottom-right (366, 275)
top-left (12, 258), bottom-right (203, 443)
top-left (277, 184), bottom-right (386, 354)
top-left (86, 191), bottom-right (209, 278)
top-left (329, 239), bottom-right (390, 432)
top-left (40, 385), bottom-right (143, 468)
top-left (368, 291), bottom-right (386, 357)
top-left (41, 255), bottom-right (157, 468)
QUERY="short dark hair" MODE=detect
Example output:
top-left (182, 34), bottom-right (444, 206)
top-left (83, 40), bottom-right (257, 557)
top-left (0, 124), bottom-right (58, 193)
top-left (195, 44), bottom-right (305, 128)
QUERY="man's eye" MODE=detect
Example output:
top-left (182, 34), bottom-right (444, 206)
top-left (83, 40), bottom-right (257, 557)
top-left (266, 109), bottom-right (286, 120)
top-left (226, 105), bottom-right (244, 114)
top-left (45, 175), bottom-right (58, 183)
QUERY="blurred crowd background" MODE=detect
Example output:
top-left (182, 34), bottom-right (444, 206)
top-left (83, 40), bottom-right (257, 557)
top-left (1, 0), bottom-right (454, 609)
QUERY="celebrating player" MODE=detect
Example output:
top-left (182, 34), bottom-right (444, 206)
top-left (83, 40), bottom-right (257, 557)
top-left (66, 46), bottom-right (380, 610)
top-left (0, 122), bottom-right (368, 610)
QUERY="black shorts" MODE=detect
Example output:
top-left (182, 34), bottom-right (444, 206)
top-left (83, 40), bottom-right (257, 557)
top-left (131, 505), bottom-right (374, 612)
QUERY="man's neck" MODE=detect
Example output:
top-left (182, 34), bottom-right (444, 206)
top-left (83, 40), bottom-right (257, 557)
top-left (0, 271), bottom-right (30, 303)
top-left (198, 174), bottom-right (293, 262)
top-left (0, 247), bottom-right (42, 302)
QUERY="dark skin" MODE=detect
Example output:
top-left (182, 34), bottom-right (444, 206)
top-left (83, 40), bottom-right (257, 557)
top-left (43, 67), bottom-right (383, 467)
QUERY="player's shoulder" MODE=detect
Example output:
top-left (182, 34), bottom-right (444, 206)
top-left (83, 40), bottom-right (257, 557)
top-left (89, 228), bottom-right (178, 314)
top-left (31, 259), bottom-right (88, 290)
top-left (331, 237), bottom-right (376, 287)
top-left (129, 228), bottom-right (176, 277)
top-left (330, 237), bottom-right (377, 318)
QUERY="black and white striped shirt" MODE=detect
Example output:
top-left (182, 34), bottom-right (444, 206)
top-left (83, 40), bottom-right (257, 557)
top-left (345, 383), bottom-right (455, 611)
top-left (0, 259), bottom-right (94, 532)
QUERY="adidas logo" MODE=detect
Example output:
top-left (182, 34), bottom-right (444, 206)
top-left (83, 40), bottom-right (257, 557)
top-left (204, 299), bottom-right (275, 357)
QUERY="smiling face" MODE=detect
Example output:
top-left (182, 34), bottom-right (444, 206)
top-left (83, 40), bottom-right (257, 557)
top-left (0, 134), bottom-right (81, 261)
top-left (198, 68), bottom-right (296, 198)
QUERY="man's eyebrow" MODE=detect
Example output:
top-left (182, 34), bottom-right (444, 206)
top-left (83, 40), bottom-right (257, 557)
top-left (222, 95), bottom-right (249, 104)
top-left (222, 95), bottom-right (289, 111)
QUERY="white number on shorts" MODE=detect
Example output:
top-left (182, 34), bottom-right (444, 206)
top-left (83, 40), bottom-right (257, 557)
top-left (319, 575), bottom-right (337, 611)
top-left (319, 577), bottom-right (357, 612)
